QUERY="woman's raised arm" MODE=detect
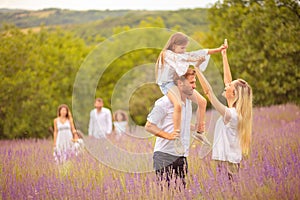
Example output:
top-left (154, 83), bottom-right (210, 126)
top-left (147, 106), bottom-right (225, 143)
top-left (194, 67), bottom-right (227, 117)
top-left (222, 39), bottom-right (232, 85)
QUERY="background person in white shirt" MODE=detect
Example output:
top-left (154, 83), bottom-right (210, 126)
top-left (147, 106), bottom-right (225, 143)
top-left (145, 68), bottom-right (199, 188)
top-left (88, 98), bottom-right (112, 138)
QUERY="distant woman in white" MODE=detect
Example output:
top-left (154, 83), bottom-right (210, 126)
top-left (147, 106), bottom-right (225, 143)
top-left (53, 104), bottom-right (77, 163)
top-left (195, 39), bottom-right (253, 179)
top-left (88, 98), bottom-right (112, 138)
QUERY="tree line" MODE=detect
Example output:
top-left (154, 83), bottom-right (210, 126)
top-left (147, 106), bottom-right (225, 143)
top-left (0, 0), bottom-right (299, 139)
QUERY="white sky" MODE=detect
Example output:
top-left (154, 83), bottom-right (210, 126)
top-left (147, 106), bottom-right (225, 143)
top-left (0, 0), bottom-right (218, 11)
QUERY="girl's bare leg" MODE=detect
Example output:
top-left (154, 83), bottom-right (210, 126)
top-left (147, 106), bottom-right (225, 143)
top-left (189, 90), bottom-right (207, 132)
top-left (167, 86), bottom-right (182, 134)
top-left (189, 90), bottom-right (210, 145)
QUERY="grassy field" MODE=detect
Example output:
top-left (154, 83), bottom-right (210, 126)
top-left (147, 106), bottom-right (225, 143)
top-left (1, 104), bottom-right (299, 199)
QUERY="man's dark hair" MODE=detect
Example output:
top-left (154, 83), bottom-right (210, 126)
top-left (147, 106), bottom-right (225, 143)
top-left (95, 98), bottom-right (103, 102)
top-left (174, 68), bottom-right (196, 85)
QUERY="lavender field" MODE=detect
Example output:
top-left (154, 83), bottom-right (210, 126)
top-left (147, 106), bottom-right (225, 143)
top-left (1, 104), bottom-right (299, 199)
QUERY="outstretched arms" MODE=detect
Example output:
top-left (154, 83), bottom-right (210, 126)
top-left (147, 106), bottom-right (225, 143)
top-left (207, 40), bottom-right (228, 55)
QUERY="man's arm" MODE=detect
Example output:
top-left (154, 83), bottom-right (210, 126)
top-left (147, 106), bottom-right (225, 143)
top-left (106, 109), bottom-right (113, 134)
top-left (145, 121), bottom-right (178, 140)
top-left (88, 111), bottom-right (93, 136)
top-left (53, 119), bottom-right (58, 147)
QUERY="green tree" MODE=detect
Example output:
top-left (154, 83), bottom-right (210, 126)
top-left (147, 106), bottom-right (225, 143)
top-left (0, 25), bottom-right (89, 139)
top-left (208, 0), bottom-right (300, 106)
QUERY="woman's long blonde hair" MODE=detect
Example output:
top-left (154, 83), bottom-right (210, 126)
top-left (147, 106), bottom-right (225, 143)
top-left (155, 32), bottom-right (189, 80)
top-left (233, 79), bottom-right (253, 156)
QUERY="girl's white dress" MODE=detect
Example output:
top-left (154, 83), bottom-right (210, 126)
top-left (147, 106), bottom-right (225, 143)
top-left (156, 49), bottom-right (210, 86)
top-left (54, 119), bottom-right (73, 163)
top-left (113, 121), bottom-right (127, 135)
top-left (212, 107), bottom-right (242, 164)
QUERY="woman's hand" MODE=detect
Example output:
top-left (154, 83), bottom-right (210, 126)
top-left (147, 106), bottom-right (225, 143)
top-left (222, 39), bottom-right (228, 56)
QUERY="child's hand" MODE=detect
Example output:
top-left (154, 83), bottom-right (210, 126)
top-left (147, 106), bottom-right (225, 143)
top-left (221, 48), bottom-right (227, 56)
top-left (219, 39), bottom-right (228, 52)
top-left (198, 56), bottom-right (205, 63)
top-left (219, 44), bottom-right (227, 51)
top-left (221, 39), bottom-right (228, 55)
top-left (195, 56), bottom-right (206, 68)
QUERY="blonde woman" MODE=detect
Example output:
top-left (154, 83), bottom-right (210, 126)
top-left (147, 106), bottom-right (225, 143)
top-left (53, 104), bottom-right (77, 163)
top-left (195, 39), bottom-right (253, 179)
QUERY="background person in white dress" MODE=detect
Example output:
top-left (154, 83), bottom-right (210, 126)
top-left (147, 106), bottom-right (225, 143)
top-left (195, 39), bottom-right (253, 180)
top-left (53, 104), bottom-right (77, 163)
top-left (88, 98), bottom-right (112, 138)
top-left (113, 110), bottom-right (129, 136)
top-left (72, 130), bottom-right (84, 156)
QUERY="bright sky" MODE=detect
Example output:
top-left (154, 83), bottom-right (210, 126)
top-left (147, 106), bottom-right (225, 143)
top-left (0, 0), bottom-right (218, 11)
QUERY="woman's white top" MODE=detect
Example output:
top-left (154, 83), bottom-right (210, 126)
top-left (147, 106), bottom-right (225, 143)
top-left (156, 49), bottom-right (210, 85)
top-left (212, 107), bottom-right (242, 163)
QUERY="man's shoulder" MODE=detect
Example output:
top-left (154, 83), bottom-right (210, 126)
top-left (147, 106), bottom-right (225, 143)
top-left (102, 107), bottom-right (111, 113)
top-left (90, 109), bottom-right (96, 114)
top-left (155, 96), bottom-right (172, 107)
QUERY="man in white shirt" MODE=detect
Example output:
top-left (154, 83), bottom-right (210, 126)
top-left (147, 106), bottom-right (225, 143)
top-left (145, 68), bottom-right (199, 188)
top-left (88, 98), bottom-right (112, 138)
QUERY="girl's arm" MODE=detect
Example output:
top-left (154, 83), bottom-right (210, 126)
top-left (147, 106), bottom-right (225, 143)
top-left (207, 39), bottom-right (228, 55)
top-left (53, 119), bottom-right (58, 147)
top-left (194, 66), bottom-right (227, 117)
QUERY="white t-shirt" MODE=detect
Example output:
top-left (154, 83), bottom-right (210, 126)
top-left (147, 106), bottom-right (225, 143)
top-left (88, 108), bottom-right (112, 138)
top-left (147, 96), bottom-right (192, 157)
top-left (156, 49), bottom-right (210, 85)
top-left (212, 107), bottom-right (242, 163)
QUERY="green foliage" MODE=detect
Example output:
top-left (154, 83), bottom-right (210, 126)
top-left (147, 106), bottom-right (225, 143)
top-left (208, 0), bottom-right (300, 106)
top-left (0, 4), bottom-right (299, 139)
top-left (72, 26), bottom-right (172, 132)
top-left (0, 25), bottom-right (89, 139)
top-left (129, 83), bottom-right (161, 126)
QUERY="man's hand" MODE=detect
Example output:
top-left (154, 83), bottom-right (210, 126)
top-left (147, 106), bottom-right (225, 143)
top-left (167, 130), bottom-right (180, 140)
